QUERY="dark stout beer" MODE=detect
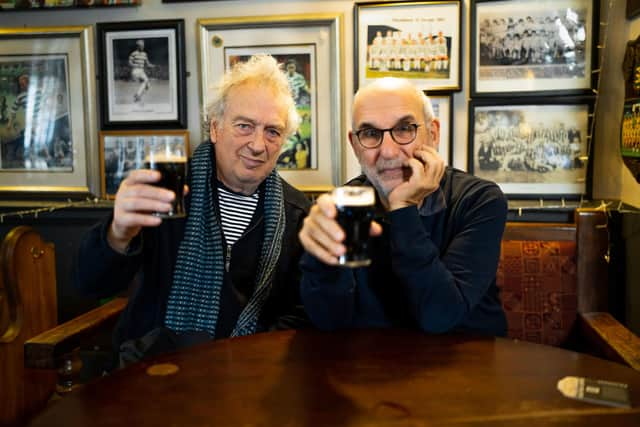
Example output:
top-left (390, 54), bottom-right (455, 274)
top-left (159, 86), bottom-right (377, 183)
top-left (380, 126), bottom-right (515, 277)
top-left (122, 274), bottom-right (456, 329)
top-left (144, 155), bottom-right (187, 218)
top-left (333, 186), bottom-right (375, 268)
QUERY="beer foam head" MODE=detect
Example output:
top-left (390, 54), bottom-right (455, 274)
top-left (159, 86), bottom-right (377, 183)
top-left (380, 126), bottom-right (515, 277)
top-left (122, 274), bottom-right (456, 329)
top-left (145, 153), bottom-right (187, 163)
top-left (332, 186), bottom-right (375, 206)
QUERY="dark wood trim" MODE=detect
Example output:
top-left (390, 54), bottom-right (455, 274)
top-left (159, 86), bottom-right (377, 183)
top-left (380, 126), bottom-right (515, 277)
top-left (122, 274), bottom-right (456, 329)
top-left (579, 312), bottom-right (640, 371)
top-left (25, 297), bottom-right (127, 370)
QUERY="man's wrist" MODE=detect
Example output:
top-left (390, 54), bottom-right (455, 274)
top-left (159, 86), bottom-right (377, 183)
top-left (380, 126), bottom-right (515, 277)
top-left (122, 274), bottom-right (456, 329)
top-left (106, 224), bottom-right (131, 254)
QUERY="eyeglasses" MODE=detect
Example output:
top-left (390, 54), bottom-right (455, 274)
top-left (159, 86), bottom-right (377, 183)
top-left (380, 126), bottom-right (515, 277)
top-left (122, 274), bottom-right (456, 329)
top-left (354, 123), bottom-right (421, 149)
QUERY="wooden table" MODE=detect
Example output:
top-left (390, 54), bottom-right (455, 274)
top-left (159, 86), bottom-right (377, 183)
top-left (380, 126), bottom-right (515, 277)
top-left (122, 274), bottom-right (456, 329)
top-left (28, 329), bottom-right (640, 426)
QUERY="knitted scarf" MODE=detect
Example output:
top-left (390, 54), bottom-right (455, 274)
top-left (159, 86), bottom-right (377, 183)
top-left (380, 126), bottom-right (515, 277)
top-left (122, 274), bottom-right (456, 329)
top-left (164, 142), bottom-right (285, 337)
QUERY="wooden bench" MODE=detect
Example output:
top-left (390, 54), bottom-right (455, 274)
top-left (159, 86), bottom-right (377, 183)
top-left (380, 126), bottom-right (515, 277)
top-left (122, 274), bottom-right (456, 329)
top-left (0, 226), bottom-right (58, 426)
top-left (22, 208), bottom-right (640, 402)
top-left (498, 208), bottom-right (640, 370)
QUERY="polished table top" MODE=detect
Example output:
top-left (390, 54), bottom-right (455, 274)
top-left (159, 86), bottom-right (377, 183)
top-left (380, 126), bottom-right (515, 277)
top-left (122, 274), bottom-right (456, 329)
top-left (29, 329), bottom-right (640, 426)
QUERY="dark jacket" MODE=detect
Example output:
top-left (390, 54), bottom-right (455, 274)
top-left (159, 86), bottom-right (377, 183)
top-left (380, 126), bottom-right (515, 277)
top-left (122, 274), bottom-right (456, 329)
top-left (73, 147), bottom-right (311, 351)
top-left (300, 167), bottom-right (508, 336)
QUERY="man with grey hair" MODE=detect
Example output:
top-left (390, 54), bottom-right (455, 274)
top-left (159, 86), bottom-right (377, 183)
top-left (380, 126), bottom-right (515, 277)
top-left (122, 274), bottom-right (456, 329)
top-left (298, 77), bottom-right (508, 336)
top-left (74, 54), bottom-right (310, 367)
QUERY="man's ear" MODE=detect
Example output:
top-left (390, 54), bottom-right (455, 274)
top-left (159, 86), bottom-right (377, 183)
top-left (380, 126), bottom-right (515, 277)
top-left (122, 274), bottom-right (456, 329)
top-left (428, 118), bottom-right (441, 150)
top-left (348, 130), bottom-right (356, 151)
top-left (209, 120), bottom-right (218, 144)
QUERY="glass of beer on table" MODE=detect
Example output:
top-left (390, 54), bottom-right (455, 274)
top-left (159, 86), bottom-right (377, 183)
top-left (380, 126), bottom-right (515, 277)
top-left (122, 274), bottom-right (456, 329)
top-left (144, 136), bottom-right (187, 219)
top-left (333, 186), bottom-right (375, 268)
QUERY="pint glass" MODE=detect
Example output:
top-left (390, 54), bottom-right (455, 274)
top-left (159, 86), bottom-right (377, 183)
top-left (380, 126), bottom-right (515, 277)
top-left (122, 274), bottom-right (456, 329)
top-left (333, 186), bottom-right (375, 267)
top-left (144, 136), bottom-right (187, 219)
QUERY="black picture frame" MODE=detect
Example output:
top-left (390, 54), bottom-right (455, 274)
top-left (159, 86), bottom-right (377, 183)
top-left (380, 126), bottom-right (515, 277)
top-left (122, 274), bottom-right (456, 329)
top-left (467, 97), bottom-right (594, 199)
top-left (628, 0), bottom-right (640, 19)
top-left (354, 0), bottom-right (462, 93)
top-left (470, 0), bottom-right (599, 97)
top-left (97, 19), bottom-right (187, 130)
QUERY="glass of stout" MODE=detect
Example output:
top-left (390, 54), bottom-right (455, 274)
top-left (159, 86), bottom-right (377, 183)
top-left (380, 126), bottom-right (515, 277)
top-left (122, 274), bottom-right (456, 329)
top-left (144, 136), bottom-right (187, 219)
top-left (333, 186), bottom-right (375, 268)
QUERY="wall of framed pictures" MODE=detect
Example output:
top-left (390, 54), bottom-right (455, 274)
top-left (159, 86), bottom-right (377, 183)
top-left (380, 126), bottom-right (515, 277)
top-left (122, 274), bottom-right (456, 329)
top-left (0, 0), bottom-right (637, 206)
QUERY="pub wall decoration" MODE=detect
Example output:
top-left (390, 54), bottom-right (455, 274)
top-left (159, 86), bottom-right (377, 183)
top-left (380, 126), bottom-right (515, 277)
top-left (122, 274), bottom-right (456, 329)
top-left (198, 13), bottom-right (345, 191)
top-left (0, 26), bottom-right (99, 198)
top-left (468, 97), bottom-right (592, 199)
top-left (470, 0), bottom-right (598, 97)
top-left (97, 19), bottom-right (187, 130)
top-left (621, 35), bottom-right (640, 183)
top-left (354, 0), bottom-right (462, 93)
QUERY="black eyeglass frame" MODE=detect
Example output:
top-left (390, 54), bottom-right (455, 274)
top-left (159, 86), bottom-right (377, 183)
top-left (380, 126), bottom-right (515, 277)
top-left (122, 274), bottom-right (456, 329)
top-left (353, 123), bottom-right (422, 149)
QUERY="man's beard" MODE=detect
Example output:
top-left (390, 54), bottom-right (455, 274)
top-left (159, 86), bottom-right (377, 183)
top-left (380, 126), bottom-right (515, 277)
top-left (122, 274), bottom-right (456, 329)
top-left (361, 158), bottom-right (407, 200)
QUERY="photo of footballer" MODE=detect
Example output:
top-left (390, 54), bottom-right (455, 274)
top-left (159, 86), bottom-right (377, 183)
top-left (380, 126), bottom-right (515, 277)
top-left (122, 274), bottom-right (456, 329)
top-left (226, 45), bottom-right (317, 171)
top-left (98, 20), bottom-right (186, 128)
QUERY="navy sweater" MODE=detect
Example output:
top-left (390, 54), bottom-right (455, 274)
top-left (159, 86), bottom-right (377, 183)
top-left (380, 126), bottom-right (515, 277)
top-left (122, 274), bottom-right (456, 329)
top-left (300, 167), bottom-right (508, 336)
top-left (72, 150), bottom-right (310, 350)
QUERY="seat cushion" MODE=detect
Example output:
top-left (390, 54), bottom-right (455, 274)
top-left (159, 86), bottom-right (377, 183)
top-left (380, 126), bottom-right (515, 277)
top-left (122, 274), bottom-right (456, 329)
top-left (497, 240), bottom-right (577, 346)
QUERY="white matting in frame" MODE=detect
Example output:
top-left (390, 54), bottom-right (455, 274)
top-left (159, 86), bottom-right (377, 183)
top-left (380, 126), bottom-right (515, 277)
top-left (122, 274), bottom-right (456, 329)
top-left (0, 26), bottom-right (98, 196)
top-left (225, 45), bottom-right (318, 171)
top-left (356, 1), bottom-right (461, 92)
top-left (473, 0), bottom-right (595, 95)
top-left (105, 28), bottom-right (178, 122)
top-left (198, 14), bottom-right (344, 191)
top-left (429, 94), bottom-right (452, 164)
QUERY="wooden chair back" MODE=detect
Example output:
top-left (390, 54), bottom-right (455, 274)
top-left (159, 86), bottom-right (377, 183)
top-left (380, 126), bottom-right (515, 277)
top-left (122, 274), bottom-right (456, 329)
top-left (497, 208), bottom-right (609, 346)
top-left (0, 226), bottom-right (57, 426)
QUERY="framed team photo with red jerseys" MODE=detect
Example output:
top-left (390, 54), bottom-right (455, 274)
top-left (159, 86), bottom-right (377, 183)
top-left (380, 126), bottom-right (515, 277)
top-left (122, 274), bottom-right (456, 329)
top-left (354, 0), bottom-right (462, 93)
top-left (470, 0), bottom-right (599, 97)
top-left (97, 20), bottom-right (187, 130)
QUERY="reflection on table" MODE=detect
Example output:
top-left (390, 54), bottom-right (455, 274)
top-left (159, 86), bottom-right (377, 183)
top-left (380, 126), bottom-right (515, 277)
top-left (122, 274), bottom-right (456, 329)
top-left (29, 329), bottom-right (640, 426)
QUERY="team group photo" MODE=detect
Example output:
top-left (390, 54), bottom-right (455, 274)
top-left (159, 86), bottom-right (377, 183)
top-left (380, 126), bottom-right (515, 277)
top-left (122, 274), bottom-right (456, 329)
top-left (472, 104), bottom-right (589, 186)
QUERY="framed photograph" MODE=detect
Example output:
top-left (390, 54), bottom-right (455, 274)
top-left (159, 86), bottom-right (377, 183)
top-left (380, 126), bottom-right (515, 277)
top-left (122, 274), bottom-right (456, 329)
top-left (470, 0), bottom-right (598, 97)
top-left (225, 46), bottom-right (317, 171)
top-left (429, 94), bottom-right (453, 165)
top-left (0, 26), bottom-right (99, 197)
top-left (354, 0), bottom-right (462, 93)
top-left (97, 20), bottom-right (187, 130)
top-left (628, 0), bottom-right (640, 19)
top-left (468, 98), bottom-right (593, 199)
top-left (198, 13), bottom-right (344, 191)
top-left (99, 129), bottom-right (189, 198)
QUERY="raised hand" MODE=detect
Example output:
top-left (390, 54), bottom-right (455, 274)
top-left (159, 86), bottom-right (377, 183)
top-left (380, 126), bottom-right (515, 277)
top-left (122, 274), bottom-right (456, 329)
top-left (387, 146), bottom-right (445, 211)
top-left (107, 169), bottom-right (175, 253)
top-left (298, 193), bottom-right (382, 265)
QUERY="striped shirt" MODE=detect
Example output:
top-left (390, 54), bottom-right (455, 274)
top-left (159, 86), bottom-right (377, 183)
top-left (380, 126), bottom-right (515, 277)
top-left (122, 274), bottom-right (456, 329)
top-left (129, 50), bottom-right (150, 70)
top-left (218, 185), bottom-right (259, 247)
top-left (10, 89), bottom-right (43, 120)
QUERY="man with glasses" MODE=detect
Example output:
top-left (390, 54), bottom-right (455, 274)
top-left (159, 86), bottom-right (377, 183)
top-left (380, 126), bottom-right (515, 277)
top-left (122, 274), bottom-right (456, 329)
top-left (74, 55), bottom-right (310, 367)
top-left (298, 77), bottom-right (508, 336)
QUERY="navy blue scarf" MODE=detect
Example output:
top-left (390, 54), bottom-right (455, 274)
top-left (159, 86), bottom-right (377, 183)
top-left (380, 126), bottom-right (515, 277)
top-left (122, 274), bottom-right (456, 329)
top-left (164, 142), bottom-right (285, 337)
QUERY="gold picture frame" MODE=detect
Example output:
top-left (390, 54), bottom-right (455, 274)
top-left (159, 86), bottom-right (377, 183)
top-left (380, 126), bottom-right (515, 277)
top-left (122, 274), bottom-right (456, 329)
top-left (0, 26), bottom-right (98, 198)
top-left (99, 129), bottom-right (190, 198)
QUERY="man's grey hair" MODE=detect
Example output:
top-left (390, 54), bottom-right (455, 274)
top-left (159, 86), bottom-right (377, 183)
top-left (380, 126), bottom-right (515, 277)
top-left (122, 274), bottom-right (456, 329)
top-left (206, 54), bottom-right (299, 138)
top-left (351, 77), bottom-right (435, 128)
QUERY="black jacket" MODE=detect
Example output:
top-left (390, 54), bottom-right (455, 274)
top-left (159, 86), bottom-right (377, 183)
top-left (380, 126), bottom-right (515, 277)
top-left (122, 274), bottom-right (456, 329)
top-left (300, 168), bottom-right (507, 336)
top-left (73, 149), bottom-right (311, 350)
